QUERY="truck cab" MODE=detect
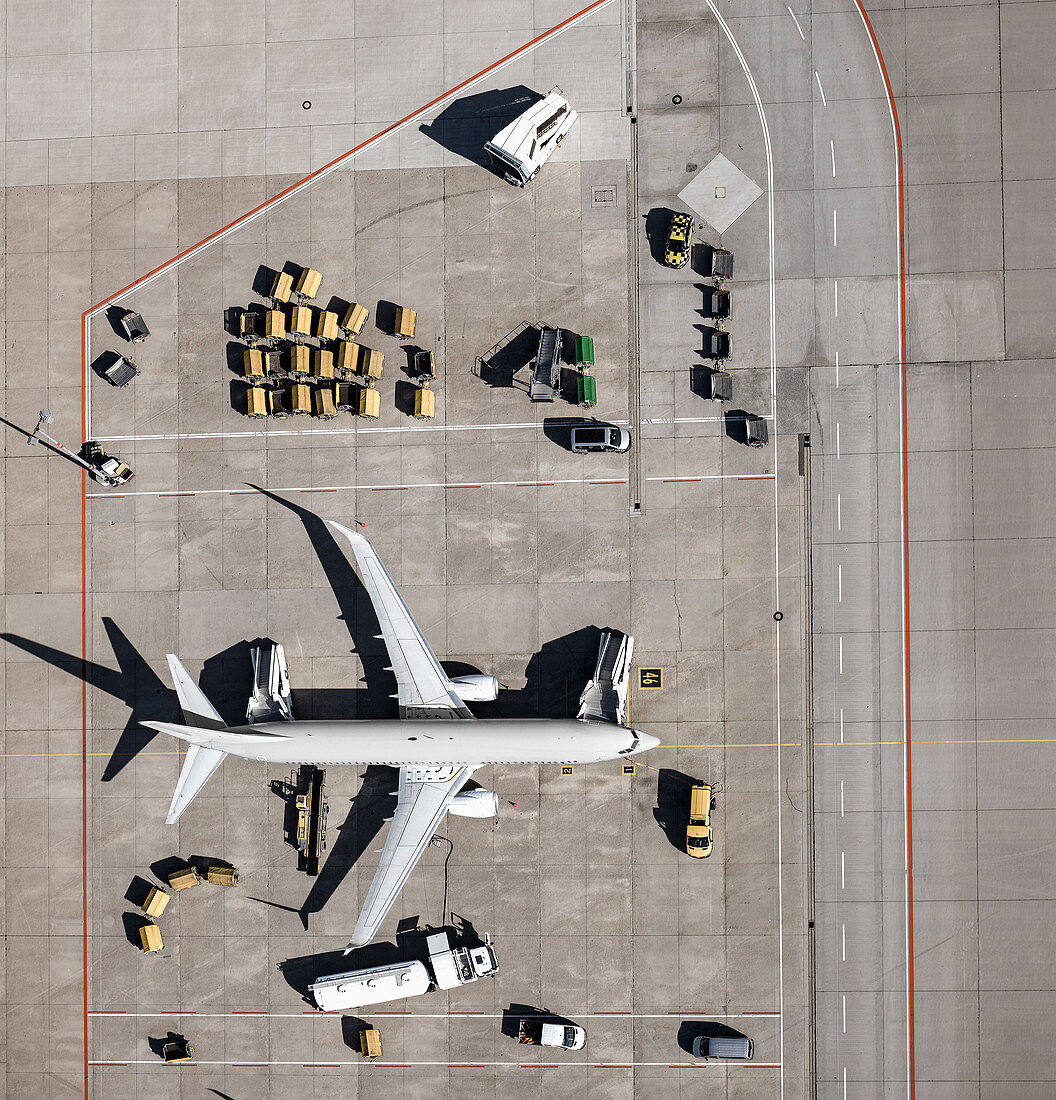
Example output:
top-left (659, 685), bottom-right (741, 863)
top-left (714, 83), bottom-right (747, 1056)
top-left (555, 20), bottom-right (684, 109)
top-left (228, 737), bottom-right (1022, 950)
top-left (685, 783), bottom-right (714, 858)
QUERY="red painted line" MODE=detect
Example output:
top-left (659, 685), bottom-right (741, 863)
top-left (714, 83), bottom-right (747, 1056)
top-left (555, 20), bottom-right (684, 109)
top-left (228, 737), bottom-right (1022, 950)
top-left (81, 0), bottom-right (614, 318)
top-left (229, 490), bottom-right (260, 496)
top-left (373, 486), bottom-right (409, 492)
top-left (303, 1064), bottom-right (340, 1068)
top-left (80, 282), bottom-right (89, 1097)
top-left (448, 484), bottom-right (482, 489)
top-left (854, 3), bottom-right (914, 1094)
top-left (737, 475), bottom-right (775, 481)
top-left (166, 1063), bottom-right (198, 1068)
top-left (601, 1064), bottom-right (633, 1069)
top-left (517, 482), bottom-right (554, 487)
top-left (159, 492), bottom-right (195, 498)
top-left (451, 1064), bottom-right (486, 1069)
top-left (300, 488), bottom-right (338, 494)
top-left (233, 1064), bottom-right (269, 1067)
top-left (233, 1011), bottom-right (267, 1015)
top-left (589, 480), bottom-right (627, 485)
top-left (91, 1063), bottom-right (127, 1067)
top-left (663, 477), bottom-right (700, 483)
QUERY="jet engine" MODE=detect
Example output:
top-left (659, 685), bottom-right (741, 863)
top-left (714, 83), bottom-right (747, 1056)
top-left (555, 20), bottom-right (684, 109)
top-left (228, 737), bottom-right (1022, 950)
top-left (449, 674), bottom-right (500, 702)
top-left (449, 789), bottom-right (500, 818)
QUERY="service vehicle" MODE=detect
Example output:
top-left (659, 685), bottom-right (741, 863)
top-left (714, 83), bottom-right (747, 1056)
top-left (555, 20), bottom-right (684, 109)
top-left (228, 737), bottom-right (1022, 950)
top-left (570, 424), bottom-right (631, 454)
top-left (484, 89), bottom-right (578, 186)
top-left (685, 783), bottom-right (714, 858)
top-left (664, 211), bottom-right (694, 268)
top-left (309, 931), bottom-right (498, 1012)
top-left (692, 1035), bottom-right (754, 1060)
top-left (518, 1018), bottom-right (586, 1050)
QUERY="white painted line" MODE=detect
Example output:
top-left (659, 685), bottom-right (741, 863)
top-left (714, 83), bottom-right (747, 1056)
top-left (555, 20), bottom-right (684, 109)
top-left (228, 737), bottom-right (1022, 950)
top-left (699, 12), bottom-right (784, 1098)
top-left (838, 563), bottom-right (843, 602)
top-left (839, 636), bottom-right (844, 674)
top-left (836, 421), bottom-right (841, 459)
top-left (840, 780), bottom-right (845, 816)
top-left (88, 1009), bottom-right (776, 1020)
top-left (844, 1066), bottom-right (848, 1099)
top-left (834, 279), bottom-right (839, 317)
top-left (89, 1058), bottom-right (784, 1069)
top-left (787, 4), bottom-right (805, 39)
top-left (830, 138), bottom-right (836, 177)
top-left (837, 492), bottom-right (842, 530)
top-left (835, 349), bottom-right (840, 388)
top-left (815, 70), bottom-right (828, 106)
top-left (840, 708), bottom-right (845, 744)
top-left (842, 994), bottom-right (847, 1032)
top-left (833, 207), bottom-right (838, 246)
top-left (841, 856), bottom-right (845, 891)
top-left (841, 922), bottom-right (846, 959)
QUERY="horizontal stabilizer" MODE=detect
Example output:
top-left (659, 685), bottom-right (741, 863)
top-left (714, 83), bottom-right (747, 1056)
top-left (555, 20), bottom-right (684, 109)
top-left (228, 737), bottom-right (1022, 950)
top-left (166, 743), bottom-right (228, 824)
top-left (166, 654), bottom-right (226, 729)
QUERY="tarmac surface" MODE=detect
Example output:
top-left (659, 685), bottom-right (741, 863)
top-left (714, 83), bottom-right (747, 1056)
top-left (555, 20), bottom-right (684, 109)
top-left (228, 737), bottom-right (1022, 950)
top-left (1, 0), bottom-right (810, 1096)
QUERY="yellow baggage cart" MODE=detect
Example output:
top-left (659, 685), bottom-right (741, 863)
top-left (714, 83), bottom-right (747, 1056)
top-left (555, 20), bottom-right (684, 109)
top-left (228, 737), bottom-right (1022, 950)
top-left (143, 886), bottom-right (170, 918)
top-left (342, 302), bottom-right (369, 336)
top-left (358, 387), bottom-right (381, 420)
top-left (413, 386), bottom-right (435, 420)
top-left (139, 921), bottom-right (163, 954)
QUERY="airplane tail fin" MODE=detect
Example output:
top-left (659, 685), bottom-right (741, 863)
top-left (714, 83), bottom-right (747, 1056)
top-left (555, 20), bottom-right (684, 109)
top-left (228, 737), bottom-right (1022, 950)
top-left (166, 653), bottom-right (226, 729)
top-left (157, 654), bottom-right (227, 823)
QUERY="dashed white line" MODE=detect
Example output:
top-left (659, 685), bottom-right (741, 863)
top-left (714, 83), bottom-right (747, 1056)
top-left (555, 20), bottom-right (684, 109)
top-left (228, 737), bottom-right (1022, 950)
top-left (787, 4), bottom-right (805, 38)
top-left (835, 349), bottom-right (840, 388)
top-left (830, 138), bottom-right (836, 177)
top-left (840, 707), bottom-right (845, 744)
top-left (839, 636), bottom-right (844, 674)
top-left (834, 279), bottom-right (839, 317)
top-left (836, 421), bottom-right (841, 458)
top-left (838, 563), bottom-right (843, 602)
top-left (843, 1065), bottom-right (848, 1099)
top-left (815, 70), bottom-right (828, 106)
top-left (841, 856), bottom-right (846, 891)
top-left (842, 994), bottom-right (847, 1032)
top-left (837, 492), bottom-right (842, 530)
top-left (840, 779), bottom-right (845, 816)
top-left (833, 208), bottom-right (838, 246)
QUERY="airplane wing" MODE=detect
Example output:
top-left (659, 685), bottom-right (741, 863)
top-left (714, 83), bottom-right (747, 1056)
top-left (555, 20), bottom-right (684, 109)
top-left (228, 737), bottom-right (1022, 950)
top-left (346, 765), bottom-right (476, 950)
top-left (328, 522), bottom-right (473, 718)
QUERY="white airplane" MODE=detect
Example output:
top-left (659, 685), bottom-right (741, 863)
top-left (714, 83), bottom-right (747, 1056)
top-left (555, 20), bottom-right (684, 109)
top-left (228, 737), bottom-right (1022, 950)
top-left (143, 523), bottom-right (659, 950)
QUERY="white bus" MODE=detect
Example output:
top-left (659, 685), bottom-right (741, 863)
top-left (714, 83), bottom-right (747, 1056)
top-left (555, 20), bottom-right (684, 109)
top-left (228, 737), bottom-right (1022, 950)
top-left (484, 89), bottom-right (578, 186)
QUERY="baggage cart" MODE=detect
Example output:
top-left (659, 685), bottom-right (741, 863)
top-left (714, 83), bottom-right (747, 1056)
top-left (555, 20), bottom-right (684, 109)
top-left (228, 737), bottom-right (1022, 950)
top-left (118, 309), bottom-right (150, 343)
top-left (143, 886), bottom-right (170, 918)
top-left (206, 864), bottom-right (239, 886)
top-left (102, 355), bottom-right (140, 388)
top-left (167, 864), bottom-right (200, 891)
top-left (394, 305), bottom-right (416, 340)
top-left (573, 335), bottom-right (595, 368)
top-left (360, 1028), bottom-right (383, 1060)
top-left (359, 387), bottom-right (381, 419)
top-left (576, 373), bottom-right (597, 409)
top-left (341, 302), bottom-right (369, 337)
top-left (413, 385), bottom-right (435, 420)
top-left (294, 266), bottom-right (323, 300)
top-left (139, 921), bottom-right (163, 954)
top-left (270, 270), bottom-right (294, 304)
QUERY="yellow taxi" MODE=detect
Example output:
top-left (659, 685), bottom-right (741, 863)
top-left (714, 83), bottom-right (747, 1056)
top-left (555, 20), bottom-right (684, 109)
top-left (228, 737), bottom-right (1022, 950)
top-left (685, 783), bottom-right (714, 858)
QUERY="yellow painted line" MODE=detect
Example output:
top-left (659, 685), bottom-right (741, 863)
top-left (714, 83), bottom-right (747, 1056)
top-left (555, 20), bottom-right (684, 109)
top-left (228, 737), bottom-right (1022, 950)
top-left (1, 751), bottom-right (182, 758)
top-left (819, 737), bottom-right (1056, 748)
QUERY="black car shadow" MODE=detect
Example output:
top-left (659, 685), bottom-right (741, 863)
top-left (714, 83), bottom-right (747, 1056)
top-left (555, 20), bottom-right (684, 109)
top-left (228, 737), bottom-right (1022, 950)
top-left (653, 769), bottom-right (699, 852)
top-left (644, 207), bottom-right (678, 267)
top-left (677, 1019), bottom-right (747, 1055)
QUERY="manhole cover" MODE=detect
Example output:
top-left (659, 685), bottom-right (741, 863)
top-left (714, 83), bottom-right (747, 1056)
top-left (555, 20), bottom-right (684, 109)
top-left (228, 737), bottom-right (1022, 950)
top-left (591, 186), bottom-right (617, 206)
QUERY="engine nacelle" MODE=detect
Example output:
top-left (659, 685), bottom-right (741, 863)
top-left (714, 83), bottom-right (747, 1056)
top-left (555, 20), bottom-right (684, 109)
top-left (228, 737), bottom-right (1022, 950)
top-left (449, 789), bottom-right (499, 818)
top-left (449, 673), bottom-right (499, 702)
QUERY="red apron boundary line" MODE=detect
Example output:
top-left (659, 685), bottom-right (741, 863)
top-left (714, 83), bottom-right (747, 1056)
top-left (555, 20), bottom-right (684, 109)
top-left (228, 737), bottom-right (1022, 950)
top-left (852, 2), bottom-right (914, 1094)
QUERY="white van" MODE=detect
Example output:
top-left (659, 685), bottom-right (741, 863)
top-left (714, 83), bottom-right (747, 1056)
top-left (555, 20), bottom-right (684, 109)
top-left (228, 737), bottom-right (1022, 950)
top-left (692, 1035), bottom-right (754, 1060)
top-left (310, 960), bottom-right (431, 1012)
top-left (570, 424), bottom-right (631, 454)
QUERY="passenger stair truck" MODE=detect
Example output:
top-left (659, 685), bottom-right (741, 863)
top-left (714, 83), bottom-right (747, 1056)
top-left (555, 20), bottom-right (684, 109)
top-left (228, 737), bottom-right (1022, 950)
top-left (530, 326), bottom-right (562, 402)
top-left (309, 931), bottom-right (499, 1012)
top-left (484, 89), bottom-right (578, 187)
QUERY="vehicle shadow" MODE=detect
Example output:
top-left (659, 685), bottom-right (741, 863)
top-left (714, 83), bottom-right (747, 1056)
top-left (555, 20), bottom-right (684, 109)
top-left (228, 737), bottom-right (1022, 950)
top-left (419, 85), bottom-right (543, 173)
top-left (643, 208), bottom-right (676, 267)
top-left (676, 1019), bottom-right (748, 1055)
top-left (653, 768), bottom-right (698, 851)
top-left (477, 322), bottom-right (538, 389)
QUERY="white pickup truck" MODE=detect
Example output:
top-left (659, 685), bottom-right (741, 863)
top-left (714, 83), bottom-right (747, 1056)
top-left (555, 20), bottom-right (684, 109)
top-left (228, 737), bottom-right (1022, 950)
top-left (518, 1017), bottom-right (587, 1050)
top-left (309, 931), bottom-right (498, 1012)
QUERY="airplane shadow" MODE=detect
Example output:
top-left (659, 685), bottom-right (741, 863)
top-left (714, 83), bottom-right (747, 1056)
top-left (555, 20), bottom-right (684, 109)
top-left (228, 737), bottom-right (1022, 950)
top-left (1, 616), bottom-right (180, 781)
top-left (248, 485), bottom-right (395, 719)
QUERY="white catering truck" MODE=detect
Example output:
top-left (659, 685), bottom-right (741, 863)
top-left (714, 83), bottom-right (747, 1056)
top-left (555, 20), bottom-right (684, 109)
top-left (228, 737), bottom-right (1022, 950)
top-left (484, 89), bottom-right (578, 187)
top-left (309, 931), bottom-right (498, 1012)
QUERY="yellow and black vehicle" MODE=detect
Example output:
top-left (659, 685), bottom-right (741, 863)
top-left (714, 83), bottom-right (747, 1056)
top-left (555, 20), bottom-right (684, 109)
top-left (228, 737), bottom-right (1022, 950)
top-left (685, 783), bottom-right (714, 858)
top-left (664, 211), bottom-right (694, 268)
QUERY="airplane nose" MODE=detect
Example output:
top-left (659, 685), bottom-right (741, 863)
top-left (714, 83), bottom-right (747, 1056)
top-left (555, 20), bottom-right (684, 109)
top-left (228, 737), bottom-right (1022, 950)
top-left (632, 732), bottom-right (661, 754)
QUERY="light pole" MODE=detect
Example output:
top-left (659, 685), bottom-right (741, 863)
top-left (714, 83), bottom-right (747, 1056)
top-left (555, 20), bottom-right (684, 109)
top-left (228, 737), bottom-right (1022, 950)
top-left (28, 410), bottom-right (134, 486)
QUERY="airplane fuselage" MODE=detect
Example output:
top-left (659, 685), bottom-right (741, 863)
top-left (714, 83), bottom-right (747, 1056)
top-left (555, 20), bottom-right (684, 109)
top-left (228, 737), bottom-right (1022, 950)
top-left (202, 717), bottom-right (650, 767)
